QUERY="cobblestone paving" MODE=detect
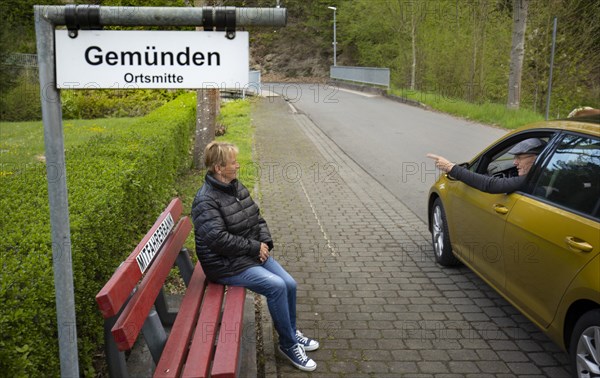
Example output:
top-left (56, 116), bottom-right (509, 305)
top-left (251, 97), bottom-right (571, 378)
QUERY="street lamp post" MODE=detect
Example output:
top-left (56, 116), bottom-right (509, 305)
top-left (328, 6), bottom-right (337, 66)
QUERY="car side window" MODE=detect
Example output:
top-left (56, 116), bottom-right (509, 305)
top-left (482, 134), bottom-right (553, 178)
top-left (532, 134), bottom-right (600, 218)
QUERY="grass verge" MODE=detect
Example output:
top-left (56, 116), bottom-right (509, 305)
top-left (390, 87), bottom-right (545, 129)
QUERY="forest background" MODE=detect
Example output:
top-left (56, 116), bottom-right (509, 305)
top-left (1, 0), bottom-right (598, 121)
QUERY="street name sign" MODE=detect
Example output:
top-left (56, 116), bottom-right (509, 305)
top-left (55, 30), bottom-right (249, 89)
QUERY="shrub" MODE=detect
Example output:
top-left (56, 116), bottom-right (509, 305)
top-left (0, 69), bottom-right (184, 122)
top-left (61, 89), bottom-right (186, 120)
top-left (0, 70), bottom-right (41, 122)
top-left (0, 92), bottom-right (196, 376)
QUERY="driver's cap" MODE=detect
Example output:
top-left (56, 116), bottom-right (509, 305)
top-left (508, 138), bottom-right (545, 155)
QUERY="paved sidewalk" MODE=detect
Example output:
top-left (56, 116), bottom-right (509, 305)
top-left (251, 96), bottom-right (571, 378)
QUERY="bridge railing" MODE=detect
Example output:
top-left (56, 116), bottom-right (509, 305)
top-left (330, 66), bottom-right (390, 89)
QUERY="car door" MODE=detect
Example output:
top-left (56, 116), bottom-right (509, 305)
top-left (448, 131), bottom-right (557, 292)
top-left (502, 133), bottom-right (600, 328)
top-left (449, 182), bottom-right (518, 290)
top-left (448, 140), bottom-right (527, 290)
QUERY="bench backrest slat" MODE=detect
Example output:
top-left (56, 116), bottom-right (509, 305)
top-left (181, 282), bottom-right (226, 378)
top-left (211, 286), bottom-right (246, 378)
top-left (153, 262), bottom-right (208, 378)
top-left (96, 198), bottom-right (183, 318)
top-left (111, 216), bottom-right (193, 351)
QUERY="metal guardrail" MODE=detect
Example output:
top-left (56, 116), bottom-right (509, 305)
top-left (330, 65), bottom-right (390, 88)
top-left (2, 53), bottom-right (38, 67)
top-left (221, 70), bottom-right (260, 99)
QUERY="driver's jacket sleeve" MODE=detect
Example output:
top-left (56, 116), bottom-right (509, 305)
top-left (449, 165), bottom-right (527, 194)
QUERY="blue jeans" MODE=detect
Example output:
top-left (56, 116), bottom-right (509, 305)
top-left (215, 257), bottom-right (298, 349)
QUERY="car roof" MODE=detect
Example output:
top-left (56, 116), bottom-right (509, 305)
top-left (513, 116), bottom-right (600, 138)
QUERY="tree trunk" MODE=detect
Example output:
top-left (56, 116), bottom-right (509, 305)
top-left (475, 0), bottom-right (488, 103)
top-left (507, 0), bottom-right (529, 110)
top-left (192, 0), bottom-right (219, 169)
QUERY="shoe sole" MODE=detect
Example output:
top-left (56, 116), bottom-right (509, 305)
top-left (277, 346), bottom-right (317, 372)
top-left (303, 342), bottom-right (319, 352)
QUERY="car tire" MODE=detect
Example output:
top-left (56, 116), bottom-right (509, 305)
top-left (431, 198), bottom-right (460, 266)
top-left (570, 309), bottom-right (600, 378)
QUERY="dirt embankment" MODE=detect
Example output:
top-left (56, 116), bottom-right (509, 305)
top-left (248, 26), bottom-right (340, 83)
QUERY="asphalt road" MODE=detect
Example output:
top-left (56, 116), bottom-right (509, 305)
top-left (265, 83), bottom-right (507, 222)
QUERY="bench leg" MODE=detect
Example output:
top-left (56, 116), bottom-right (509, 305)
top-left (104, 317), bottom-right (129, 378)
top-left (142, 308), bottom-right (168, 364)
top-left (175, 248), bottom-right (195, 286)
top-left (155, 248), bottom-right (194, 326)
top-left (155, 288), bottom-right (177, 326)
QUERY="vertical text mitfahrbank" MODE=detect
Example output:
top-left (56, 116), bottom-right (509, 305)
top-left (55, 30), bottom-right (249, 89)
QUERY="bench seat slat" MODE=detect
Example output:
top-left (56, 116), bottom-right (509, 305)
top-left (181, 283), bottom-right (226, 378)
top-left (153, 262), bottom-right (208, 378)
top-left (211, 286), bottom-right (246, 378)
top-left (112, 216), bottom-right (193, 351)
top-left (96, 198), bottom-right (183, 318)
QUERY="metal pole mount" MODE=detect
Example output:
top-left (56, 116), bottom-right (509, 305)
top-left (64, 4), bottom-right (102, 38)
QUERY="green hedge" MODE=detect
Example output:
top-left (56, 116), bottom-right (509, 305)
top-left (0, 92), bottom-right (196, 376)
top-left (61, 89), bottom-right (186, 120)
top-left (0, 68), bottom-right (185, 122)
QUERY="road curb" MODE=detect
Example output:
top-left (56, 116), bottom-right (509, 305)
top-left (328, 79), bottom-right (428, 109)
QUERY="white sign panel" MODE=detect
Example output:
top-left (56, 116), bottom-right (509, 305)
top-left (55, 30), bottom-right (249, 89)
top-left (135, 213), bottom-right (175, 274)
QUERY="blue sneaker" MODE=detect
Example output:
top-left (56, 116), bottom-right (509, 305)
top-left (278, 343), bottom-right (317, 371)
top-left (296, 330), bottom-right (319, 351)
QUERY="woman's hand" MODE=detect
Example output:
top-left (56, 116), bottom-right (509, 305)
top-left (259, 242), bottom-right (270, 263)
top-left (427, 153), bottom-right (455, 173)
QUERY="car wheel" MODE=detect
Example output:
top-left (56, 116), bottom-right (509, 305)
top-left (431, 198), bottom-right (460, 266)
top-left (570, 309), bottom-right (600, 378)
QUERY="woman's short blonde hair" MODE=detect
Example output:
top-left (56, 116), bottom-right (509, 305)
top-left (204, 141), bottom-right (239, 174)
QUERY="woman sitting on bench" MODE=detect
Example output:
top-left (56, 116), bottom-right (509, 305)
top-left (191, 141), bottom-right (319, 372)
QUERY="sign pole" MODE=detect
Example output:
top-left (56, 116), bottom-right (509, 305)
top-left (33, 5), bottom-right (286, 376)
top-left (545, 17), bottom-right (557, 120)
top-left (34, 8), bottom-right (79, 377)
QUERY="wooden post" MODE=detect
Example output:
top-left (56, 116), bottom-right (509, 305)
top-left (193, 0), bottom-right (219, 170)
top-left (194, 88), bottom-right (213, 169)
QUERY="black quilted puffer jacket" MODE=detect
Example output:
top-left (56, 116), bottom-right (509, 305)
top-left (191, 174), bottom-right (273, 281)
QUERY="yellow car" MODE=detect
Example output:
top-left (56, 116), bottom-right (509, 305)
top-left (428, 116), bottom-right (600, 377)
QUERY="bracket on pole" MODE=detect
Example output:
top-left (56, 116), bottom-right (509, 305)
top-left (225, 8), bottom-right (236, 40)
top-left (65, 4), bottom-right (102, 38)
top-left (202, 7), bottom-right (237, 39)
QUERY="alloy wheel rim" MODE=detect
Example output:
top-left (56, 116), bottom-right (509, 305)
top-left (576, 325), bottom-right (600, 377)
top-left (432, 206), bottom-right (444, 258)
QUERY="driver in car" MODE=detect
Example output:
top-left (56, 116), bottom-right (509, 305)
top-left (427, 138), bottom-right (546, 194)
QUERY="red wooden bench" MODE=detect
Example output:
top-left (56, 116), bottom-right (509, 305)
top-left (96, 198), bottom-right (247, 378)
